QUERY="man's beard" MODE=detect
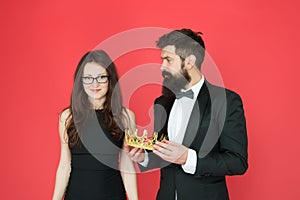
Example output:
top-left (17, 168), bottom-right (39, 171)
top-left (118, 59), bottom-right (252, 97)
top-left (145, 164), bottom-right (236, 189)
top-left (162, 67), bottom-right (191, 97)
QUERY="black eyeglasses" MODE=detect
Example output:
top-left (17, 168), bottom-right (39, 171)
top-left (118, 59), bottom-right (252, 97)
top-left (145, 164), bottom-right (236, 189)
top-left (82, 75), bottom-right (110, 84)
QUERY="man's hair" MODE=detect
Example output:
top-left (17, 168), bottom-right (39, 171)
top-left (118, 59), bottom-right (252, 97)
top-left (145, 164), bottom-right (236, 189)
top-left (157, 28), bottom-right (206, 70)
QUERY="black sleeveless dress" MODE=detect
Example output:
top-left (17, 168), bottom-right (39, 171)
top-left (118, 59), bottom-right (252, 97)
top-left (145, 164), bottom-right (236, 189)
top-left (64, 110), bottom-right (126, 200)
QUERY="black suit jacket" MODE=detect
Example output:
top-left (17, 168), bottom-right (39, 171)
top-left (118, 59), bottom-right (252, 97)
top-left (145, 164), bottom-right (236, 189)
top-left (143, 81), bottom-right (248, 200)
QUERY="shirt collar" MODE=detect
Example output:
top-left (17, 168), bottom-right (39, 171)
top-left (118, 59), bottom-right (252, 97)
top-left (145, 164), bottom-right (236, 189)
top-left (181, 75), bottom-right (205, 100)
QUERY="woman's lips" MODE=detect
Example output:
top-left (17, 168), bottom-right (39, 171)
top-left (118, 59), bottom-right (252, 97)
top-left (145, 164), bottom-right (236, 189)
top-left (90, 89), bottom-right (101, 93)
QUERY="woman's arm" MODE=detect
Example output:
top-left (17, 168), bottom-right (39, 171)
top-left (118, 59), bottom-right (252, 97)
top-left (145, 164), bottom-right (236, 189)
top-left (120, 147), bottom-right (138, 200)
top-left (52, 109), bottom-right (72, 200)
top-left (120, 108), bottom-right (138, 200)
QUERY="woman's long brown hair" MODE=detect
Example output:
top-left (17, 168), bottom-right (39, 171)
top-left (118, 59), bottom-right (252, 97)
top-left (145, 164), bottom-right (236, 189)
top-left (63, 50), bottom-right (126, 148)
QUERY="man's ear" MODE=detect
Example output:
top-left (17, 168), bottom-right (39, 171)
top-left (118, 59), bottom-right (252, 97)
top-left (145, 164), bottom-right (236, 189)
top-left (185, 54), bottom-right (196, 70)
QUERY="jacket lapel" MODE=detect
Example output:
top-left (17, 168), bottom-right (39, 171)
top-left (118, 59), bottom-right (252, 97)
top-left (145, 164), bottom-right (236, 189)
top-left (154, 96), bottom-right (175, 139)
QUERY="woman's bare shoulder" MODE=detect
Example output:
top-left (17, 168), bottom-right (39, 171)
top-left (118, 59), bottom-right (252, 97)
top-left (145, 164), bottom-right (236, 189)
top-left (123, 108), bottom-right (135, 120)
top-left (60, 108), bottom-right (71, 123)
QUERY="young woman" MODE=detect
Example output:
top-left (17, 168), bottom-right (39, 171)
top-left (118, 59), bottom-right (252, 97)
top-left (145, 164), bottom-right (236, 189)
top-left (52, 50), bottom-right (138, 200)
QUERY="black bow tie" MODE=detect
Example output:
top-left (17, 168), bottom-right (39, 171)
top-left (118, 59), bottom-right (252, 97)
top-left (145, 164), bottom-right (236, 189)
top-left (175, 89), bottom-right (194, 99)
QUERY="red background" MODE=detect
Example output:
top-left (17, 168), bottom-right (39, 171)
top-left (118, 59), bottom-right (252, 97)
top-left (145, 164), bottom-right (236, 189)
top-left (1, 0), bottom-right (300, 199)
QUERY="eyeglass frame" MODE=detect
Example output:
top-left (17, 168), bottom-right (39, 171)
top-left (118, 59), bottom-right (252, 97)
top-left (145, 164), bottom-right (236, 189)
top-left (82, 75), bottom-right (110, 84)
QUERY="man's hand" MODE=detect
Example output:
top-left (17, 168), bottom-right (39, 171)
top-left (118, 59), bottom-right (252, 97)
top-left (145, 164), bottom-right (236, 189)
top-left (153, 140), bottom-right (188, 165)
top-left (123, 142), bottom-right (145, 163)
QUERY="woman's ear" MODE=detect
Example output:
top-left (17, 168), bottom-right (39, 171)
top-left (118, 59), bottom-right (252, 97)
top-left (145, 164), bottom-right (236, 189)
top-left (185, 54), bottom-right (196, 70)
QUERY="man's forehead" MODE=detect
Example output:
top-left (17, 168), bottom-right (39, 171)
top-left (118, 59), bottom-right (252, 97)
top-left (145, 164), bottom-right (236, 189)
top-left (161, 45), bottom-right (176, 56)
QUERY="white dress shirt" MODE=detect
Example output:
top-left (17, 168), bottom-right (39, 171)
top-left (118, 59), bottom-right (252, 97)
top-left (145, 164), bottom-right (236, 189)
top-left (168, 76), bottom-right (205, 174)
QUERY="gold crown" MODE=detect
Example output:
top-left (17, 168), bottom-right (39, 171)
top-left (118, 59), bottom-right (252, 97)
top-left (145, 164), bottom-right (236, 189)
top-left (125, 129), bottom-right (167, 150)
